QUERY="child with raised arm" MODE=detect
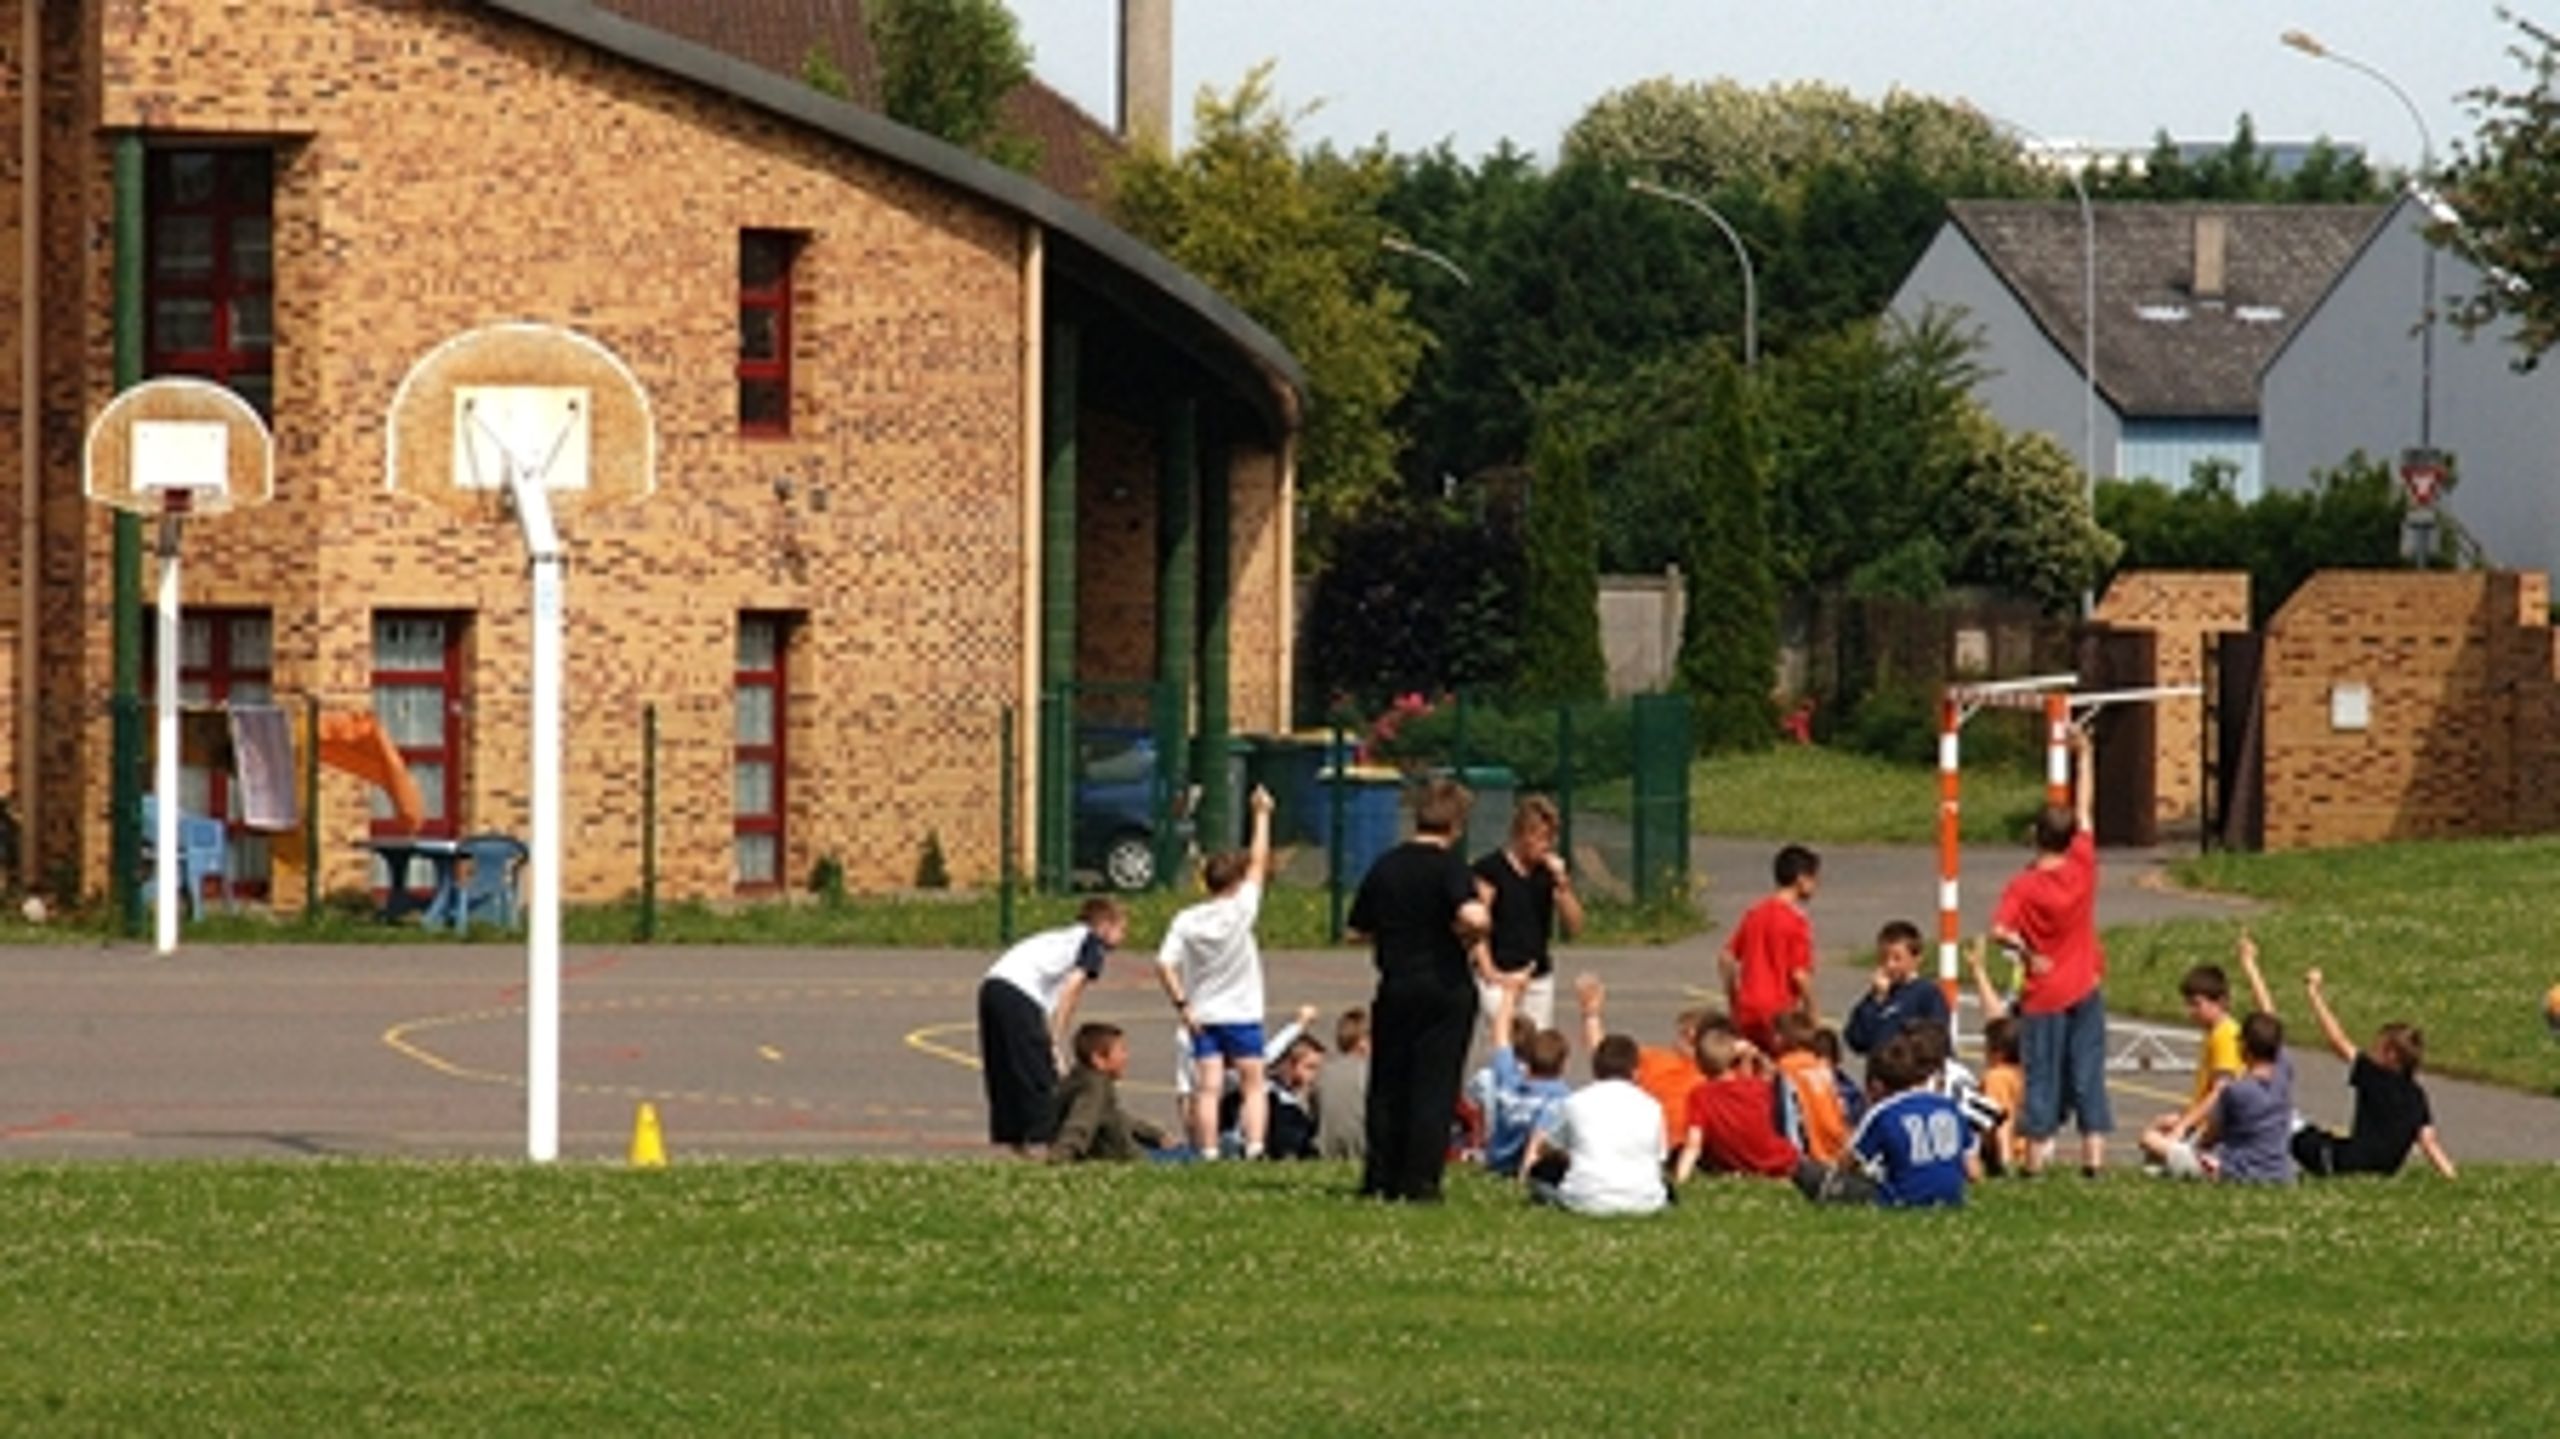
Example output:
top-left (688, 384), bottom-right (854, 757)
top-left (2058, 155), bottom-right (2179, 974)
top-left (2291, 968), bottom-right (2457, 1180)
top-left (1476, 975), bottom-right (1573, 1178)
top-left (2138, 932), bottom-right (2267, 1170)
top-left (1157, 786), bottom-right (1277, 1159)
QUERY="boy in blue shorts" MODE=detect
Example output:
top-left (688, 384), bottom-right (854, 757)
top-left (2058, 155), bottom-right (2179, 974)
top-left (1799, 1030), bottom-right (1979, 1208)
top-left (1157, 786), bottom-right (1276, 1158)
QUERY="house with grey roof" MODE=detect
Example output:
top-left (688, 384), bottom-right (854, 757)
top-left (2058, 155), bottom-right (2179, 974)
top-left (2260, 194), bottom-right (2560, 578)
top-left (1889, 201), bottom-right (2381, 500)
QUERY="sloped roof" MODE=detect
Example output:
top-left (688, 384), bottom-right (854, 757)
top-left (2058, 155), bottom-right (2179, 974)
top-left (591, 0), bottom-right (1117, 207)
top-left (1947, 201), bottom-right (2384, 419)
top-left (481, 0), bottom-right (1302, 423)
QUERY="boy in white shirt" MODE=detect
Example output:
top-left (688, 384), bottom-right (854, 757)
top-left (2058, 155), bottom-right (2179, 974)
top-left (1519, 1033), bottom-right (1669, 1216)
top-left (1156, 786), bottom-right (1276, 1158)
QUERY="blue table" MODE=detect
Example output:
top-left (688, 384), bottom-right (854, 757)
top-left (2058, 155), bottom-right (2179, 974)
top-left (365, 838), bottom-right (462, 924)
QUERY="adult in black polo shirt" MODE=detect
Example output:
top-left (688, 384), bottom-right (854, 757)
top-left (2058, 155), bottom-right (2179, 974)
top-left (1470, 795), bottom-right (1584, 1030)
top-left (1351, 778), bottom-right (1494, 1203)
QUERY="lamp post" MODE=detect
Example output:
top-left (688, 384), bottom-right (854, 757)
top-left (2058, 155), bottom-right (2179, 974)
top-left (2284, 28), bottom-right (2438, 460)
top-left (1627, 178), bottom-right (1757, 369)
top-left (1380, 234), bottom-right (1473, 288)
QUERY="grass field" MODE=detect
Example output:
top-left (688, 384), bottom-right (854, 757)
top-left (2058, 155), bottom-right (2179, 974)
top-left (1682, 746), bottom-right (2049, 845)
top-left (1, 1160), bottom-right (2547, 1436)
top-left (2100, 837), bottom-right (2560, 1095)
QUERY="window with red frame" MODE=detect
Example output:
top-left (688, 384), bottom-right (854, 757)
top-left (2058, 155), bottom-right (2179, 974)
top-left (148, 149), bottom-right (274, 417)
top-left (738, 230), bottom-right (800, 436)
top-left (734, 615), bottom-right (792, 891)
top-left (371, 613), bottom-right (466, 894)
top-left (141, 610), bottom-right (276, 900)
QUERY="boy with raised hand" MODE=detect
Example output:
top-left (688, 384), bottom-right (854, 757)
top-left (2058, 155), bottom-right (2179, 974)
top-left (1843, 919), bottom-right (1949, 1073)
top-left (1477, 974), bottom-right (1573, 1179)
top-left (2138, 932), bottom-right (2267, 1171)
top-left (1991, 727), bottom-right (2111, 1177)
top-left (1156, 785), bottom-right (1277, 1159)
top-left (2291, 968), bottom-right (2458, 1180)
top-left (1722, 844), bottom-right (1820, 1051)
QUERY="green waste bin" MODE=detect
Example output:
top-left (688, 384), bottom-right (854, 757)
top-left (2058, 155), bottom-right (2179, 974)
top-left (1237, 735), bottom-right (1308, 845)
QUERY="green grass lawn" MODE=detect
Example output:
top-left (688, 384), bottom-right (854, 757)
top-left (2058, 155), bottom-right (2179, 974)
top-left (1681, 745), bottom-right (2050, 845)
top-left (0, 1160), bottom-right (2546, 1436)
top-left (2102, 837), bottom-right (2560, 1095)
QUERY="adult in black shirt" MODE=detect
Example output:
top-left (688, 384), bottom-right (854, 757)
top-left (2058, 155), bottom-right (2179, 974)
top-left (1351, 778), bottom-right (1494, 1202)
top-left (1470, 795), bottom-right (1584, 1030)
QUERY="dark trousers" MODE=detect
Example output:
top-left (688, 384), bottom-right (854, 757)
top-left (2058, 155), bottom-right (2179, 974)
top-left (978, 978), bottom-right (1056, 1147)
top-left (1361, 976), bottom-right (1477, 1201)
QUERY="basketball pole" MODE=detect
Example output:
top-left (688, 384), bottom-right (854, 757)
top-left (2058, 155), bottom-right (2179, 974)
top-left (153, 506), bottom-right (182, 957)
top-left (507, 465), bottom-right (565, 1164)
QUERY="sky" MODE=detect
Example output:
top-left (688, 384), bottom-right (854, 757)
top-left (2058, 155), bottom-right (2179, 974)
top-left (1004, 1), bottom-right (2542, 171)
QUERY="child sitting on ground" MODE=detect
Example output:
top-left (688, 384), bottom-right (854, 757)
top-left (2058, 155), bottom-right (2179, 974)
top-left (1519, 1034), bottom-right (1669, 1216)
top-left (1813, 1026), bottom-right (1865, 1126)
top-left (1050, 1023), bottom-right (1173, 1163)
top-left (1226, 1032), bottom-right (1325, 1160)
top-left (2291, 968), bottom-right (2458, 1180)
top-left (1672, 1025), bottom-right (1803, 1183)
top-left (1905, 1020), bottom-right (2005, 1148)
top-left (1314, 1008), bottom-right (1370, 1162)
top-left (1771, 1010), bottom-right (1850, 1164)
top-left (2149, 1009), bottom-right (2294, 1183)
top-left (1978, 1015), bottom-right (2028, 1176)
top-left (1475, 977), bottom-right (1573, 1178)
top-left (1576, 973), bottom-right (1713, 1160)
top-left (2138, 936), bottom-right (2262, 1170)
top-left (1800, 1030), bottom-right (1978, 1208)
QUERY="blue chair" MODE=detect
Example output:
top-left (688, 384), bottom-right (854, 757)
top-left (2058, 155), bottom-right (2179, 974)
top-left (446, 833), bottom-right (527, 933)
top-left (139, 797), bottom-right (230, 920)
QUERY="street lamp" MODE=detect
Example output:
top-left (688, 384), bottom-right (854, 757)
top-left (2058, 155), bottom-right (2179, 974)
top-left (1627, 177), bottom-right (1758, 368)
top-left (1380, 234), bottom-right (1473, 288)
top-left (2284, 26), bottom-right (2438, 461)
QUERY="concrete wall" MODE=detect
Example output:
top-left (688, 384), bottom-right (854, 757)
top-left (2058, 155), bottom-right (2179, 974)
top-left (1598, 570), bottom-right (1684, 698)
top-left (1889, 224), bottom-right (2124, 479)
top-left (2262, 197), bottom-right (2560, 577)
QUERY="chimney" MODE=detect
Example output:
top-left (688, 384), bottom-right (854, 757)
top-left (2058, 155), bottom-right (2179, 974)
top-left (1118, 0), bottom-right (1173, 152)
top-left (2192, 214), bottom-right (2228, 301)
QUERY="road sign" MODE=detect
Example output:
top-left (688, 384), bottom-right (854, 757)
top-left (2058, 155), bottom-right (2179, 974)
top-left (2399, 446), bottom-right (2450, 509)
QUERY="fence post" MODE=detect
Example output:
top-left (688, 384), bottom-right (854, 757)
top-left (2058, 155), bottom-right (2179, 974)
top-left (1327, 720), bottom-right (1347, 944)
top-left (303, 693), bottom-right (321, 922)
top-left (1000, 702), bottom-right (1018, 945)
top-left (639, 702), bottom-right (658, 942)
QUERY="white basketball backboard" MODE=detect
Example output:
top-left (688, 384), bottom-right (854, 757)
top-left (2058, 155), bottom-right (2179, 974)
top-left (456, 386), bottom-right (592, 492)
top-left (132, 420), bottom-right (233, 497)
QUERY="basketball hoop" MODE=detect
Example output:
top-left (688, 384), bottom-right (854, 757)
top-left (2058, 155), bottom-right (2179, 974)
top-left (83, 379), bottom-right (276, 959)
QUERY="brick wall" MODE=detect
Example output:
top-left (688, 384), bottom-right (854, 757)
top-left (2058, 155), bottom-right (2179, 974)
top-left (2260, 570), bottom-right (2560, 850)
top-left (2093, 570), bottom-right (2250, 828)
top-left (14, 0), bottom-right (1285, 905)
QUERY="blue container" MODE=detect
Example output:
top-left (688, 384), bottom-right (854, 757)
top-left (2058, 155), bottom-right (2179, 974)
top-left (1319, 771), bottom-right (1404, 884)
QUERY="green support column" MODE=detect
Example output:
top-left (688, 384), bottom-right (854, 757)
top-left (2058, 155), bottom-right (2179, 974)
top-left (1153, 398), bottom-right (1197, 885)
top-left (1037, 317), bottom-right (1078, 890)
top-left (109, 135), bottom-right (146, 936)
top-left (1194, 433), bottom-right (1233, 853)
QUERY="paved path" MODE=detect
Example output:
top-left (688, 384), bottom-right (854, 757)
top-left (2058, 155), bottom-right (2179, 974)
top-left (2, 838), bottom-right (2554, 1164)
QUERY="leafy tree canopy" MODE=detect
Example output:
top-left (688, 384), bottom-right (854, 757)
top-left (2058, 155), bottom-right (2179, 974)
top-left (2087, 115), bottom-right (2384, 202)
top-left (867, 0), bottom-right (1040, 170)
top-left (2438, 9), bottom-right (2560, 357)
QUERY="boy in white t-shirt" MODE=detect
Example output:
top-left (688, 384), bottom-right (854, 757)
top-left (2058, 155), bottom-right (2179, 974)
top-left (1519, 1033), bottom-right (1669, 1216)
top-left (1156, 785), bottom-right (1276, 1158)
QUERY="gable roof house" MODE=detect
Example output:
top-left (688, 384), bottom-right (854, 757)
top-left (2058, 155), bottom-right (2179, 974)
top-left (2, 0), bottom-right (1301, 907)
top-left (1889, 201), bottom-right (2381, 500)
top-left (2260, 193), bottom-right (2560, 579)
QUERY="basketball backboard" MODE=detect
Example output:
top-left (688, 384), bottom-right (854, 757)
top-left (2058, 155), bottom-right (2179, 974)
top-left (85, 378), bottom-right (275, 517)
top-left (387, 324), bottom-right (655, 520)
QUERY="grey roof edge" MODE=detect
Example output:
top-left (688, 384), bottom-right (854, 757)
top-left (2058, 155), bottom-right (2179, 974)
top-left (476, 0), bottom-right (1307, 420)
top-left (1939, 204), bottom-right (2123, 412)
top-left (2253, 193), bottom-right (2414, 384)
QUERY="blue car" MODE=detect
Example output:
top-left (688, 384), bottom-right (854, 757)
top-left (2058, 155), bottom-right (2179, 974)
top-left (1074, 728), bottom-right (1187, 892)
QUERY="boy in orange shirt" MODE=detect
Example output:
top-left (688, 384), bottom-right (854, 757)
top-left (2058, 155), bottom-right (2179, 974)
top-left (1721, 844), bottom-right (1819, 1050)
top-left (1770, 1010), bottom-right (1850, 1164)
top-left (1576, 972), bottom-right (1711, 1156)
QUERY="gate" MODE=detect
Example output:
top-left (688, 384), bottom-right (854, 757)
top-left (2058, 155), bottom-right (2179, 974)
top-left (1629, 693), bottom-right (1693, 904)
top-left (2204, 632), bottom-right (2266, 852)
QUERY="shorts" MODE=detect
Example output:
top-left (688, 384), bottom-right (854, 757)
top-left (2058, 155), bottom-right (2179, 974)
top-left (1475, 970), bottom-right (1556, 1030)
top-left (1190, 1022), bottom-right (1267, 1063)
top-left (2019, 991), bottom-right (2114, 1139)
top-left (2159, 1136), bottom-right (2207, 1179)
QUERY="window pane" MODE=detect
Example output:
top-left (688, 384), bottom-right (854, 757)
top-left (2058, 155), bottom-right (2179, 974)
top-left (226, 152), bottom-right (273, 205)
top-left (740, 379), bottom-right (787, 430)
top-left (231, 216), bottom-right (272, 280)
top-left (234, 833), bottom-right (273, 886)
top-left (180, 616), bottom-right (215, 669)
top-left (229, 373), bottom-right (273, 417)
top-left (736, 686), bottom-right (774, 747)
top-left (178, 680), bottom-right (212, 706)
top-left (154, 217), bottom-right (215, 279)
top-left (230, 294), bottom-right (273, 350)
top-left (374, 685), bottom-right (445, 747)
top-left (180, 765), bottom-right (212, 818)
top-left (737, 617), bottom-right (778, 671)
top-left (408, 763), bottom-right (447, 822)
top-left (154, 298), bottom-right (215, 352)
top-left (229, 616), bottom-right (273, 670)
top-left (374, 617), bottom-right (447, 670)
top-left (165, 153), bottom-right (218, 206)
top-left (736, 833), bottom-right (777, 887)
top-left (230, 680), bottom-right (272, 706)
top-left (740, 305), bottom-right (779, 361)
top-left (734, 760), bottom-right (774, 818)
top-left (740, 232), bottom-right (791, 290)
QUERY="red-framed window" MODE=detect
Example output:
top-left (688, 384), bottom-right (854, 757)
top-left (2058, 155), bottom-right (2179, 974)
top-left (141, 610), bottom-right (277, 899)
top-left (738, 229), bottom-right (799, 436)
top-left (147, 148), bottom-right (274, 416)
top-left (371, 613), bottom-right (466, 891)
top-left (734, 614), bottom-right (791, 891)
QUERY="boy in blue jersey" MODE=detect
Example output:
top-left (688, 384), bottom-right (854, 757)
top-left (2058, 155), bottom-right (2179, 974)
top-left (1798, 1030), bottom-right (1979, 1208)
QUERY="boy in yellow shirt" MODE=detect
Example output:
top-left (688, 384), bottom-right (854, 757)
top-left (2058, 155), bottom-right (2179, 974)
top-left (2139, 933), bottom-right (2272, 1169)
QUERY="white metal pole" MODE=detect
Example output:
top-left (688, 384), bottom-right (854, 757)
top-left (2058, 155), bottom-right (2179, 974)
top-left (527, 551), bottom-right (563, 1161)
top-left (153, 519), bottom-right (180, 957)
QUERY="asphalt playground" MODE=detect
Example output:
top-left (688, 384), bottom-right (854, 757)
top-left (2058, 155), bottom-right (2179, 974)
top-left (6, 837), bottom-right (2557, 1165)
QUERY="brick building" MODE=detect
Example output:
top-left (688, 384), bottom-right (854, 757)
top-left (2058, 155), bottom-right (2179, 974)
top-left (0, 0), bottom-right (1303, 906)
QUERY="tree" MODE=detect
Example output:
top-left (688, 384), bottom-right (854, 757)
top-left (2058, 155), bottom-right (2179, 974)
top-left (1937, 408), bottom-right (2121, 614)
top-left (1514, 421), bottom-right (1608, 703)
top-left (2098, 454), bottom-right (2408, 623)
top-left (2086, 116), bottom-right (2384, 203)
top-left (1111, 68), bottom-right (1427, 543)
top-left (1679, 357), bottom-right (1779, 752)
top-left (1562, 79), bottom-right (2035, 206)
top-left (2437, 11), bottom-right (2560, 358)
top-left (867, 0), bottom-right (1039, 170)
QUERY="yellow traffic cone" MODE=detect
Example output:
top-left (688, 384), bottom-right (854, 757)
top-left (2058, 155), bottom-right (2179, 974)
top-left (628, 1101), bottom-right (668, 1168)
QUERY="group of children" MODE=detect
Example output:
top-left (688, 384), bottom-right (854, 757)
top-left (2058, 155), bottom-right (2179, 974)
top-left (984, 790), bottom-right (2456, 1200)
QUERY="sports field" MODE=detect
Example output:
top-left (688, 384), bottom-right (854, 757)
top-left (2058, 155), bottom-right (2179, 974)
top-left (2, 1160), bottom-right (2548, 1435)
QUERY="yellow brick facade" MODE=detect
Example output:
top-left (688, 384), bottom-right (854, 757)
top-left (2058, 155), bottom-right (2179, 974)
top-left (2093, 570), bottom-right (2250, 829)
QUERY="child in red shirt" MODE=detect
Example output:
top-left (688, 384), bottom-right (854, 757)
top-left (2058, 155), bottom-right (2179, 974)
top-left (1721, 844), bottom-right (1819, 1051)
top-left (1673, 1025), bottom-right (1803, 1182)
